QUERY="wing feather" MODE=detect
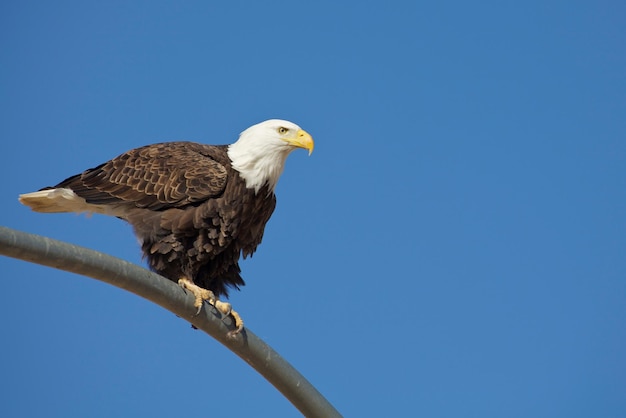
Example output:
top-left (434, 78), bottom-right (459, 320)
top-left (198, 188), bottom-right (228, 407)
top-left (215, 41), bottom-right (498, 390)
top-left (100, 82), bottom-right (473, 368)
top-left (56, 142), bottom-right (230, 210)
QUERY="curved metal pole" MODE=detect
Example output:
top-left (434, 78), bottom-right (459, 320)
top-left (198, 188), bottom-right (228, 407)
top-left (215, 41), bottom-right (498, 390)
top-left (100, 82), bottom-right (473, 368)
top-left (0, 226), bottom-right (341, 418)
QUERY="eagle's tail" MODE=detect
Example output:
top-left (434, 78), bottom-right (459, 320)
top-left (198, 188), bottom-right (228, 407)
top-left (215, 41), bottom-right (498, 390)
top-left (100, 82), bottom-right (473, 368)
top-left (19, 188), bottom-right (92, 213)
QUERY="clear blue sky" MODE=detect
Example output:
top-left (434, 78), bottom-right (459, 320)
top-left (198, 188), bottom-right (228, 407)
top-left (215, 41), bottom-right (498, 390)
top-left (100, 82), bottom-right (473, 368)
top-left (1, 2), bottom-right (624, 417)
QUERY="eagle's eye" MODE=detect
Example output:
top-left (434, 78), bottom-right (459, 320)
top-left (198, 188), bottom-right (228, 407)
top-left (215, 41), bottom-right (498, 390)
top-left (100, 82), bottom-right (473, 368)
top-left (278, 127), bottom-right (289, 135)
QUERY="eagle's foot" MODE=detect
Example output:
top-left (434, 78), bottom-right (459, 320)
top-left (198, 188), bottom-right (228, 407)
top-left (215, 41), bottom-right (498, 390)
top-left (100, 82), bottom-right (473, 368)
top-left (177, 278), bottom-right (216, 315)
top-left (214, 300), bottom-right (244, 338)
top-left (177, 277), bottom-right (244, 337)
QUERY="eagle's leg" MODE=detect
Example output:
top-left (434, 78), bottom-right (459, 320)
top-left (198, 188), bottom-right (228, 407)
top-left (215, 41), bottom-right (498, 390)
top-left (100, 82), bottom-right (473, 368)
top-left (177, 277), bottom-right (244, 337)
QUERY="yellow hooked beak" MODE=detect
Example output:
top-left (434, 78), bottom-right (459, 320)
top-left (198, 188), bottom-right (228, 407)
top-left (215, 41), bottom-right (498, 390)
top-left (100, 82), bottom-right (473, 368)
top-left (288, 129), bottom-right (314, 155)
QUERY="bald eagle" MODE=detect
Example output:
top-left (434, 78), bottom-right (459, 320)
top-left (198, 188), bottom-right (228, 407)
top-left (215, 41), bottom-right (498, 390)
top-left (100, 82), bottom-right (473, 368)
top-left (19, 119), bottom-right (314, 335)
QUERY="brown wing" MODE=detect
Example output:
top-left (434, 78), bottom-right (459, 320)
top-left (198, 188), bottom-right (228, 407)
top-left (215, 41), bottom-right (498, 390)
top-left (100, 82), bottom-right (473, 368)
top-left (56, 142), bottom-right (230, 210)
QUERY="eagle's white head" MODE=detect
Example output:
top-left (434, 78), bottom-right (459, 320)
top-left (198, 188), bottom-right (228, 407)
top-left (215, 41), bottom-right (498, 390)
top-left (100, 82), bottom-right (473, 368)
top-left (227, 119), bottom-right (314, 193)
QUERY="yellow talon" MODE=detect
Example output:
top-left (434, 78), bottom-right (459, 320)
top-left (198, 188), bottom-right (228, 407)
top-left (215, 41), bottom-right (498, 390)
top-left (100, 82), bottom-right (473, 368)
top-left (178, 277), bottom-right (216, 315)
top-left (178, 277), bottom-right (244, 336)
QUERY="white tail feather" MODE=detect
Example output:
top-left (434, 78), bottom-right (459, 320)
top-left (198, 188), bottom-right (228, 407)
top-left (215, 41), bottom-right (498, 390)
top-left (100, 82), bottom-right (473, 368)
top-left (19, 188), bottom-right (106, 214)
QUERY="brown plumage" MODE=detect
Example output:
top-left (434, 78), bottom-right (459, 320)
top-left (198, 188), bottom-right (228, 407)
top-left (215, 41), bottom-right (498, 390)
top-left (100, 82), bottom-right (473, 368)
top-left (19, 119), bottom-right (314, 334)
top-left (55, 141), bottom-right (276, 297)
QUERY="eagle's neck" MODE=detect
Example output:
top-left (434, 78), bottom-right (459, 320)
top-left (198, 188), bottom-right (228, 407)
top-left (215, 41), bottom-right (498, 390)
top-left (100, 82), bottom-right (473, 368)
top-left (227, 136), bottom-right (289, 194)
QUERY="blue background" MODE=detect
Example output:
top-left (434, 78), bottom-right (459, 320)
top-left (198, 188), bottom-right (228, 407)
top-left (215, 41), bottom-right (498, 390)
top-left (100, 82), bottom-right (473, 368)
top-left (1, 2), bottom-right (624, 417)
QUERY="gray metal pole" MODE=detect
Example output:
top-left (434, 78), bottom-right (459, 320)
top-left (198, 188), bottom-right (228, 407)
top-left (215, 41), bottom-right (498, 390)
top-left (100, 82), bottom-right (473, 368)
top-left (0, 225), bottom-right (341, 418)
